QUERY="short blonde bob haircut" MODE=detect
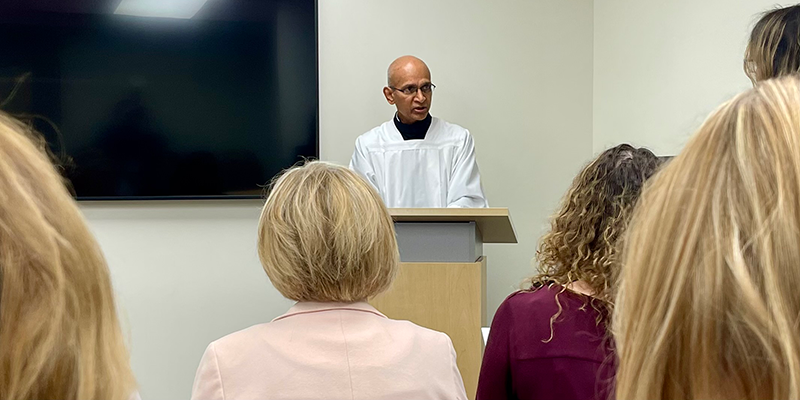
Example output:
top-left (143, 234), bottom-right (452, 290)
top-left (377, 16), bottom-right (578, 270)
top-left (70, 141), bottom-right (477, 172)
top-left (614, 75), bottom-right (800, 399)
top-left (0, 112), bottom-right (135, 400)
top-left (258, 161), bottom-right (399, 302)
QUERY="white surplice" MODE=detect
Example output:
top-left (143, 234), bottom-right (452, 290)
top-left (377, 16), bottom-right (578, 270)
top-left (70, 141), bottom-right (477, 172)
top-left (349, 117), bottom-right (488, 208)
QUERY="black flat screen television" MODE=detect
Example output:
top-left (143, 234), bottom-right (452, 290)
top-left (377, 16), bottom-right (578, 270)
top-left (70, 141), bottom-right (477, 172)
top-left (0, 0), bottom-right (318, 200)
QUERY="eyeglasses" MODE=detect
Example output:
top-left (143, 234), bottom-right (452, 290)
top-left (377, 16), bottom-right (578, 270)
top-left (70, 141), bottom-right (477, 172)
top-left (389, 83), bottom-right (436, 96)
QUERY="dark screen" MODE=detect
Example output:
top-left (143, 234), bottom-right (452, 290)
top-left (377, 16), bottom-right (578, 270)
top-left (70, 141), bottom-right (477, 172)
top-left (0, 0), bottom-right (317, 199)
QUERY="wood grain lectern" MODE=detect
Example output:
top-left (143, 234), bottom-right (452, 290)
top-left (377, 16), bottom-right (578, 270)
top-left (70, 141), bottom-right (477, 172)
top-left (370, 208), bottom-right (518, 400)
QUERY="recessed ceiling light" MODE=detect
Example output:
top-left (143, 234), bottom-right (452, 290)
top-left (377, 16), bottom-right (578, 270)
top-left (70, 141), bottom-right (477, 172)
top-left (113, 0), bottom-right (210, 19)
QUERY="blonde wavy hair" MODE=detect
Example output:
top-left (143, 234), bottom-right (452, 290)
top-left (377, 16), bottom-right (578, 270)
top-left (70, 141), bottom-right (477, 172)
top-left (258, 161), bottom-right (399, 302)
top-left (527, 144), bottom-right (659, 312)
top-left (614, 75), bottom-right (800, 399)
top-left (745, 5), bottom-right (800, 83)
top-left (0, 112), bottom-right (135, 400)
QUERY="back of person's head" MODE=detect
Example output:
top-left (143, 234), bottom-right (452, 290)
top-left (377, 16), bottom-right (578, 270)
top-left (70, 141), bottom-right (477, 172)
top-left (745, 4), bottom-right (800, 83)
top-left (258, 161), bottom-right (399, 303)
top-left (530, 143), bottom-right (659, 306)
top-left (614, 75), bottom-right (800, 400)
top-left (0, 112), bottom-right (135, 400)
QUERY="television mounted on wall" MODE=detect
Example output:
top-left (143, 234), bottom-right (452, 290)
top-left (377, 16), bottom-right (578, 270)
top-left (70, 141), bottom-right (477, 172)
top-left (0, 0), bottom-right (318, 200)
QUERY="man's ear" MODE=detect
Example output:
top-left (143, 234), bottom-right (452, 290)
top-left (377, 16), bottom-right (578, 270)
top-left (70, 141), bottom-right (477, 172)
top-left (383, 87), bottom-right (395, 105)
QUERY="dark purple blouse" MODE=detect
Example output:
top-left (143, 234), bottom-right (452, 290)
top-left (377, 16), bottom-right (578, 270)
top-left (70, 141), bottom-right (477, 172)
top-left (476, 286), bottom-right (615, 400)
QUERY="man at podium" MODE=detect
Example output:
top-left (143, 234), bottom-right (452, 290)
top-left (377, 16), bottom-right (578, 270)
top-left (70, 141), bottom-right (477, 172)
top-left (349, 56), bottom-right (488, 208)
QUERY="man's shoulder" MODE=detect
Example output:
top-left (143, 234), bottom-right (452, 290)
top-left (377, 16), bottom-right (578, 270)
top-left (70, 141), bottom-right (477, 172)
top-left (354, 120), bottom-right (395, 150)
top-left (431, 117), bottom-right (473, 144)
top-left (357, 120), bottom-right (393, 139)
top-left (433, 117), bottom-right (469, 134)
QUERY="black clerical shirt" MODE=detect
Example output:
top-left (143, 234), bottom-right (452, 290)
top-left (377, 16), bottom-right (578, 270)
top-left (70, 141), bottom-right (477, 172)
top-left (394, 113), bottom-right (432, 140)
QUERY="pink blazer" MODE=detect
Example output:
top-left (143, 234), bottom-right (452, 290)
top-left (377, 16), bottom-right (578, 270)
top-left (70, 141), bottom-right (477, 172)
top-left (191, 302), bottom-right (468, 400)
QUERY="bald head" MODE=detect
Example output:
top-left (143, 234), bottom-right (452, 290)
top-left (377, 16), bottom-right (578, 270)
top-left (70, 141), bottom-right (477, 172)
top-left (387, 56), bottom-right (431, 87)
top-left (383, 56), bottom-right (433, 124)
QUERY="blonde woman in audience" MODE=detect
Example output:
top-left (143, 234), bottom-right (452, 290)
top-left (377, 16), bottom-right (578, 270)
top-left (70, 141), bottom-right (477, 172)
top-left (477, 144), bottom-right (659, 400)
top-left (0, 112), bottom-right (136, 400)
top-left (191, 161), bottom-right (467, 400)
top-left (614, 75), bottom-right (800, 399)
top-left (745, 4), bottom-right (800, 83)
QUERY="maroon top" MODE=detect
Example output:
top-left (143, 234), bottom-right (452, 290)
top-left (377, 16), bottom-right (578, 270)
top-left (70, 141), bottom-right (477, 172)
top-left (476, 286), bottom-right (615, 400)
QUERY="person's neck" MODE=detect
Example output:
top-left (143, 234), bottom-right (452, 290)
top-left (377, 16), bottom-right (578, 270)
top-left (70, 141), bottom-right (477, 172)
top-left (395, 112), bottom-right (429, 125)
top-left (393, 113), bottom-right (432, 141)
top-left (565, 280), bottom-right (595, 297)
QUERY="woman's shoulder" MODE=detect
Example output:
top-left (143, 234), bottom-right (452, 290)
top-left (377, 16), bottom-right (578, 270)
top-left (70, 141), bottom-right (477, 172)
top-left (210, 313), bottom-right (454, 357)
top-left (494, 285), bottom-right (598, 327)
top-left (502, 285), bottom-right (585, 310)
top-left (493, 286), bottom-right (610, 359)
top-left (202, 322), bottom-right (273, 355)
top-left (380, 317), bottom-right (454, 346)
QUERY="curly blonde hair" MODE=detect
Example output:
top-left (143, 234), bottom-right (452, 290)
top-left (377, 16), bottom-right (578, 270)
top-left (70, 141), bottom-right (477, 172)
top-left (526, 144), bottom-right (660, 316)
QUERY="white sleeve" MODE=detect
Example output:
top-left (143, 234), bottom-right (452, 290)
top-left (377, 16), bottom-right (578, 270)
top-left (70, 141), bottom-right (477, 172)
top-left (349, 137), bottom-right (381, 194)
top-left (447, 131), bottom-right (488, 208)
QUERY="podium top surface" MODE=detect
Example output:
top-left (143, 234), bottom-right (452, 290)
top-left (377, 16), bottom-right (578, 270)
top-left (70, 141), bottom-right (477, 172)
top-left (389, 207), bottom-right (518, 244)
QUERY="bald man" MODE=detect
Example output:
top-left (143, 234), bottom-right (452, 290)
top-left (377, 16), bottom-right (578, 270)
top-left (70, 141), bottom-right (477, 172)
top-left (349, 56), bottom-right (488, 208)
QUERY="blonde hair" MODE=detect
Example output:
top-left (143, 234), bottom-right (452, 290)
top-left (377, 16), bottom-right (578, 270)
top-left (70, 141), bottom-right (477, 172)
top-left (745, 5), bottom-right (800, 83)
top-left (614, 75), bottom-right (800, 399)
top-left (0, 112), bottom-right (135, 400)
top-left (258, 161), bottom-right (399, 302)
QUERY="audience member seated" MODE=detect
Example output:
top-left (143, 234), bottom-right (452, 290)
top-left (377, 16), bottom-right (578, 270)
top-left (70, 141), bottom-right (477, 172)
top-left (190, 161), bottom-right (468, 400)
top-left (745, 4), bottom-right (800, 83)
top-left (614, 75), bottom-right (800, 399)
top-left (0, 112), bottom-right (136, 400)
top-left (476, 144), bottom-right (659, 400)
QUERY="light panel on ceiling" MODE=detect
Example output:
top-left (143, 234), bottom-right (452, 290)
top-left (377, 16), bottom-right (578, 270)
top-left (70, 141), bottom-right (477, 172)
top-left (114, 0), bottom-right (210, 19)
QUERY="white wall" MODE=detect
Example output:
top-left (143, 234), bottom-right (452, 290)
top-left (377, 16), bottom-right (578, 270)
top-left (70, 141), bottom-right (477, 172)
top-left (86, 1), bottom-right (594, 398)
top-left (319, 0), bottom-right (593, 331)
top-left (83, 1), bottom-right (796, 398)
top-left (593, 0), bottom-right (788, 154)
top-left (85, 1), bottom-right (793, 398)
top-left (82, 201), bottom-right (294, 400)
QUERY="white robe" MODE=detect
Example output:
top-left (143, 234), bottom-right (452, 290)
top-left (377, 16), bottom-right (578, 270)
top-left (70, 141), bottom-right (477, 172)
top-left (349, 117), bottom-right (488, 208)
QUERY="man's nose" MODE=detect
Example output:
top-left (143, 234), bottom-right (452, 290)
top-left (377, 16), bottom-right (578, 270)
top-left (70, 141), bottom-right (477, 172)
top-left (414, 89), bottom-right (427, 103)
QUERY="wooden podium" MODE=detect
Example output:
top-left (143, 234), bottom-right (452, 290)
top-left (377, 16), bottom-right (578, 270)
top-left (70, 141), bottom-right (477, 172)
top-left (370, 208), bottom-right (517, 399)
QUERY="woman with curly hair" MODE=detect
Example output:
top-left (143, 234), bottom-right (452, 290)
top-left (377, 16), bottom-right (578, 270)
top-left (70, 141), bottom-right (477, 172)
top-left (476, 144), bottom-right (660, 400)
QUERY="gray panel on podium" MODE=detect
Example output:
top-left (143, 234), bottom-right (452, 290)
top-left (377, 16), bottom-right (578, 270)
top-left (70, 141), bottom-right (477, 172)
top-left (394, 221), bottom-right (483, 262)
